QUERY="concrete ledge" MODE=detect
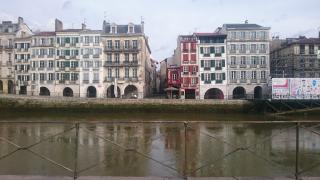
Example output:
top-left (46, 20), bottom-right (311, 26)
top-left (0, 176), bottom-right (318, 180)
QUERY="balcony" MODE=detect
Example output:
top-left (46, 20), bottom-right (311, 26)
top-left (104, 77), bottom-right (114, 82)
top-left (104, 61), bottom-right (120, 67)
top-left (203, 53), bottom-right (210, 57)
top-left (93, 54), bottom-right (100, 58)
top-left (215, 53), bottom-right (222, 57)
top-left (230, 79), bottom-right (237, 83)
top-left (230, 50), bottom-right (236, 54)
top-left (82, 80), bottom-right (89, 84)
top-left (215, 66), bottom-right (222, 71)
top-left (240, 64), bottom-right (246, 68)
top-left (250, 64), bottom-right (257, 68)
top-left (229, 64), bottom-right (237, 68)
top-left (92, 80), bottom-right (99, 84)
top-left (204, 80), bottom-right (211, 84)
top-left (104, 46), bottom-right (140, 52)
top-left (182, 49), bottom-right (189, 53)
top-left (204, 67), bottom-right (211, 71)
top-left (131, 77), bottom-right (138, 82)
top-left (215, 80), bottom-right (223, 84)
top-left (260, 64), bottom-right (267, 68)
top-left (240, 79), bottom-right (246, 83)
top-left (251, 79), bottom-right (257, 83)
top-left (83, 54), bottom-right (89, 59)
top-left (259, 49), bottom-right (267, 53)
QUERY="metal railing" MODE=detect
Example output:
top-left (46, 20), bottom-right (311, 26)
top-left (0, 121), bottom-right (320, 179)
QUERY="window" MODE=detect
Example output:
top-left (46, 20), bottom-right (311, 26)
top-left (115, 54), bottom-right (120, 63)
top-left (191, 77), bottom-right (197, 84)
top-left (48, 61), bottom-right (54, 68)
top-left (190, 54), bottom-right (196, 61)
top-left (83, 73), bottom-right (89, 81)
top-left (115, 40), bottom-right (120, 49)
top-left (125, 54), bottom-right (129, 62)
top-left (107, 40), bottom-right (112, 48)
top-left (231, 56), bottom-right (236, 65)
top-left (132, 54), bottom-right (137, 62)
top-left (133, 68), bottom-right (137, 78)
top-left (48, 73), bottom-right (54, 81)
top-left (204, 73), bottom-right (210, 82)
top-left (231, 71), bottom-right (236, 79)
top-left (84, 36), bottom-right (89, 44)
top-left (230, 44), bottom-right (236, 52)
top-left (240, 32), bottom-right (245, 39)
top-left (252, 71), bottom-right (257, 79)
top-left (115, 68), bottom-right (119, 78)
top-left (94, 36), bottom-right (100, 44)
top-left (251, 44), bottom-right (256, 52)
top-left (240, 71), bottom-right (246, 79)
top-left (231, 32), bottom-right (237, 39)
top-left (240, 44), bottom-right (246, 52)
top-left (261, 56), bottom-right (266, 65)
top-left (125, 68), bottom-right (129, 78)
top-left (124, 40), bottom-right (130, 48)
top-left (204, 60), bottom-right (210, 68)
top-left (132, 40), bottom-right (138, 49)
top-left (241, 56), bottom-right (246, 65)
top-left (40, 61), bottom-right (45, 68)
top-left (107, 54), bottom-right (112, 62)
top-left (93, 73), bottom-right (99, 81)
top-left (40, 73), bottom-right (45, 81)
top-left (173, 73), bottom-right (177, 80)
top-left (71, 61), bottom-right (78, 68)
top-left (94, 61), bottom-right (100, 68)
top-left (309, 45), bottom-right (315, 54)
top-left (300, 45), bottom-right (305, 54)
top-left (260, 44), bottom-right (266, 52)
top-left (183, 54), bottom-right (189, 61)
top-left (251, 32), bottom-right (256, 40)
top-left (107, 68), bottom-right (112, 78)
top-left (183, 66), bottom-right (188, 74)
top-left (71, 73), bottom-right (78, 81)
top-left (261, 71), bottom-right (266, 79)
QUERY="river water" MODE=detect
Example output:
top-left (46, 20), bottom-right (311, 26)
top-left (0, 112), bottom-right (319, 178)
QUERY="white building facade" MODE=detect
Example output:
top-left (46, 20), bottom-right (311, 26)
top-left (220, 23), bottom-right (270, 99)
top-left (196, 33), bottom-right (228, 99)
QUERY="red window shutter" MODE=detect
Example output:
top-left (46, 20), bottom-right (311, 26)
top-left (183, 54), bottom-right (188, 61)
top-left (183, 43), bottom-right (188, 50)
top-left (189, 66), bottom-right (193, 72)
top-left (191, 43), bottom-right (196, 50)
top-left (191, 54), bottom-right (196, 61)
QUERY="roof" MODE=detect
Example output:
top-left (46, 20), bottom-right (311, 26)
top-left (223, 23), bottom-right (270, 30)
top-left (102, 23), bottom-right (143, 34)
top-left (294, 38), bottom-right (320, 44)
top-left (34, 31), bottom-right (56, 36)
top-left (194, 32), bottom-right (227, 37)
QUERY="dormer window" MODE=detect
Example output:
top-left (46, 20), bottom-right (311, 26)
top-left (128, 24), bottom-right (134, 34)
top-left (111, 24), bottom-right (117, 34)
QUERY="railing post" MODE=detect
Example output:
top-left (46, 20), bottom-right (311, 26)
top-left (295, 122), bottom-right (300, 180)
top-left (74, 123), bottom-right (79, 180)
top-left (184, 121), bottom-right (188, 179)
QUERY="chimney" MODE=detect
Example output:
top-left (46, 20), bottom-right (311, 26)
top-left (82, 23), bottom-right (86, 30)
top-left (18, 17), bottom-right (24, 24)
top-left (141, 20), bottom-right (144, 33)
top-left (55, 19), bottom-right (63, 31)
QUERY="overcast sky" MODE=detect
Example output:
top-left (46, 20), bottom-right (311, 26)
top-left (1, 0), bottom-right (320, 60)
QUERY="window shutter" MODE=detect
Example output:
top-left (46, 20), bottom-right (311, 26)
top-left (222, 73), bottom-right (226, 80)
top-left (201, 60), bottom-right (204, 67)
top-left (189, 66), bottom-right (193, 72)
top-left (222, 60), bottom-right (225, 67)
top-left (210, 47), bottom-right (215, 54)
top-left (200, 47), bottom-right (203, 54)
top-left (211, 73), bottom-right (215, 80)
top-left (201, 74), bottom-right (204, 81)
top-left (222, 46), bottom-right (225, 53)
top-left (211, 60), bottom-right (215, 67)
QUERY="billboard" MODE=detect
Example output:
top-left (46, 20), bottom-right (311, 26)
top-left (272, 78), bottom-right (320, 99)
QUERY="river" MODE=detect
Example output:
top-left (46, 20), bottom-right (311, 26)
top-left (0, 112), bottom-right (319, 178)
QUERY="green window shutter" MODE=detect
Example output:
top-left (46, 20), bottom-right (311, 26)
top-left (65, 50), bottom-right (70, 56)
top-left (201, 60), bottom-right (204, 67)
top-left (211, 73), bottom-right (215, 80)
top-left (222, 46), bottom-right (225, 53)
top-left (75, 37), bottom-right (79, 43)
top-left (75, 61), bottom-right (79, 67)
top-left (65, 37), bottom-right (70, 43)
top-left (201, 73), bottom-right (204, 81)
top-left (57, 50), bottom-right (60, 56)
top-left (65, 61), bottom-right (70, 67)
top-left (222, 60), bottom-right (225, 67)
top-left (57, 38), bottom-right (60, 44)
top-left (200, 47), bottom-right (203, 54)
top-left (210, 47), bottom-right (215, 54)
top-left (211, 60), bottom-right (215, 67)
top-left (222, 73), bottom-right (226, 80)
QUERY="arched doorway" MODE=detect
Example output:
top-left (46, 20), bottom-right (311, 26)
top-left (254, 86), bottom-right (263, 99)
top-left (204, 88), bottom-right (224, 99)
top-left (63, 87), bottom-right (73, 97)
top-left (124, 85), bottom-right (138, 99)
top-left (0, 80), bottom-right (3, 93)
top-left (233, 86), bottom-right (246, 99)
top-left (106, 85), bottom-right (121, 98)
top-left (8, 80), bottom-right (14, 94)
top-left (87, 86), bottom-right (97, 98)
top-left (39, 87), bottom-right (50, 96)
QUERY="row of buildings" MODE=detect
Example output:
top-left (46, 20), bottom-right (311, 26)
top-left (161, 22), bottom-right (271, 99)
top-left (160, 23), bottom-right (320, 100)
top-left (0, 17), bottom-right (157, 98)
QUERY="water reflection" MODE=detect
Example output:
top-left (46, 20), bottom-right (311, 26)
top-left (0, 122), bottom-right (319, 177)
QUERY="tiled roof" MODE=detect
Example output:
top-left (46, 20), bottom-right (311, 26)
top-left (34, 31), bottom-right (56, 36)
top-left (103, 23), bottom-right (143, 34)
